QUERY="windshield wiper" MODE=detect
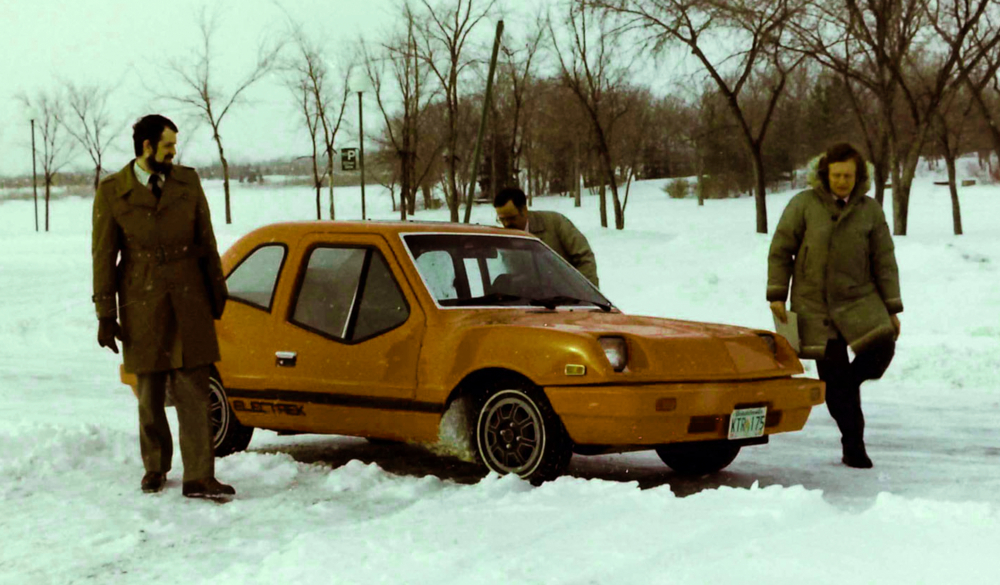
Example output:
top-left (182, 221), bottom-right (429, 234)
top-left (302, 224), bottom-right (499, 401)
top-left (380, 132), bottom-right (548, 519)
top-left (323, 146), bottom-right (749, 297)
top-left (448, 292), bottom-right (528, 306)
top-left (528, 295), bottom-right (613, 312)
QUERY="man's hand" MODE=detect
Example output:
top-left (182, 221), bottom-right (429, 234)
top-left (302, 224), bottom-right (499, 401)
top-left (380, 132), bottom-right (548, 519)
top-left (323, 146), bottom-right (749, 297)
top-left (769, 301), bottom-right (788, 324)
top-left (890, 314), bottom-right (900, 339)
top-left (97, 318), bottom-right (123, 354)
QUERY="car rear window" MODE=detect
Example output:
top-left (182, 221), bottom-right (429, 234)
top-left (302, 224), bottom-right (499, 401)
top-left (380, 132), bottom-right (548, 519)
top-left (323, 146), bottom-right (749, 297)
top-left (226, 244), bottom-right (286, 311)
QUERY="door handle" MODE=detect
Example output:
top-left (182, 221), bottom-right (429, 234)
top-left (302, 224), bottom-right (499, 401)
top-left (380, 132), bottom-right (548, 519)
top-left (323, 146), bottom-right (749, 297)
top-left (276, 351), bottom-right (297, 367)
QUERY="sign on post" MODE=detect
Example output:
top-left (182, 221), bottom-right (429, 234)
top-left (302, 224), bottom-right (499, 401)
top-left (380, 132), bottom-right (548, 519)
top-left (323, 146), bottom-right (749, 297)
top-left (341, 147), bottom-right (359, 171)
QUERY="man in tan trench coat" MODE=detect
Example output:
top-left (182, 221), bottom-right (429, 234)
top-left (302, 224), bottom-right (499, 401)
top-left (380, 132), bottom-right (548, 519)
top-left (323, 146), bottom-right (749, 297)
top-left (767, 143), bottom-right (902, 469)
top-left (493, 187), bottom-right (599, 287)
top-left (92, 114), bottom-right (234, 499)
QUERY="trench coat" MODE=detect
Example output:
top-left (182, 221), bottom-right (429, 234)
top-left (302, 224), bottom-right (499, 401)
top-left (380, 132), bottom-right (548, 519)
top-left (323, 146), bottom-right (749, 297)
top-left (767, 158), bottom-right (903, 359)
top-left (92, 161), bottom-right (227, 374)
top-left (528, 210), bottom-right (600, 287)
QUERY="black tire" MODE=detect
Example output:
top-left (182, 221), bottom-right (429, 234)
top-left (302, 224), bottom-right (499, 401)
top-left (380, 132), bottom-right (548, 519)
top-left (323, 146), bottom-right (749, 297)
top-left (473, 384), bottom-right (572, 484)
top-left (208, 374), bottom-right (253, 457)
top-left (655, 440), bottom-right (741, 476)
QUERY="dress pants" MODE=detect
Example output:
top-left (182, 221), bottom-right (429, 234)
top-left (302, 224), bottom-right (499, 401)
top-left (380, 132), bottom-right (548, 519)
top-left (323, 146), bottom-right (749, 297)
top-left (815, 336), bottom-right (895, 448)
top-left (136, 366), bottom-right (214, 482)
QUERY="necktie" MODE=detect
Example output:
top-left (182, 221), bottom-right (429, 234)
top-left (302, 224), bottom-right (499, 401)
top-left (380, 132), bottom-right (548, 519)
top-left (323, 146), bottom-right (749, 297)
top-left (148, 175), bottom-right (162, 199)
top-left (835, 199), bottom-right (845, 210)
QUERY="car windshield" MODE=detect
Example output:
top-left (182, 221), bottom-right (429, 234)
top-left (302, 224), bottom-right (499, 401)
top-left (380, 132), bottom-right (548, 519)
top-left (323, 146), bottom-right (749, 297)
top-left (403, 233), bottom-right (613, 311)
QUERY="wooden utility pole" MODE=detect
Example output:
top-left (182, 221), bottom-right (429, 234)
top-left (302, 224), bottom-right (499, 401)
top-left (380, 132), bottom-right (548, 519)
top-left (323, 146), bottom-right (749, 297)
top-left (31, 119), bottom-right (39, 232)
top-left (358, 91), bottom-right (366, 221)
top-left (463, 20), bottom-right (504, 224)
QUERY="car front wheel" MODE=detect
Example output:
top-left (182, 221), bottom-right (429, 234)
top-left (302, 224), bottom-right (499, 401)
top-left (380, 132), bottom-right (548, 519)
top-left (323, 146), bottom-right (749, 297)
top-left (655, 440), bottom-right (741, 476)
top-left (473, 385), bottom-right (572, 484)
top-left (208, 374), bottom-right (253, 457)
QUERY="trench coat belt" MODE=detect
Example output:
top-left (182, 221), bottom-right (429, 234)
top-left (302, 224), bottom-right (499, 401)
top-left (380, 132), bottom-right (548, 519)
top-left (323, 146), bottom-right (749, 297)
top-left (123, 244), bottom-right (205, 265)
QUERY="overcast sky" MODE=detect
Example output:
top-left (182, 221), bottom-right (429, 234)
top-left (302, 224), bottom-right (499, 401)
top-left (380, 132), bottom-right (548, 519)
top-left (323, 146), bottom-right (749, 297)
top-left (0, 0), bottom-right (513, 177)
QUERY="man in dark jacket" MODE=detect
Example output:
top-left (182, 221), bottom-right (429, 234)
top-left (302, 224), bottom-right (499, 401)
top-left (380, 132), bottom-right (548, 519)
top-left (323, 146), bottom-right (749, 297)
top-left (493, 187), bottom-right (599, 287)
top-left (92, 114), bottom-right (234, 499)
top-left (767, 143), bottom-right (902, 469)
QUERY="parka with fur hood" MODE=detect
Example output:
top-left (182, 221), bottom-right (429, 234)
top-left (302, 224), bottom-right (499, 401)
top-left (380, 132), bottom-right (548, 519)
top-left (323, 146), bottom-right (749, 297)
top-left (767, 157), bottom-right (903, 359)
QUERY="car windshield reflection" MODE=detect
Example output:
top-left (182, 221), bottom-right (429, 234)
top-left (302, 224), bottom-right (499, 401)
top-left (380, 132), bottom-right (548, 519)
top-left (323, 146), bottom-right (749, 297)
top-left (403, 233), bottom-right (613, 311)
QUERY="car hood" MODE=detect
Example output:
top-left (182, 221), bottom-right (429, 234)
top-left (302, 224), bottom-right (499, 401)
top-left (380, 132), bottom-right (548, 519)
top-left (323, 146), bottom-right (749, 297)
top-left (444, 309), bottom-right (801, 382)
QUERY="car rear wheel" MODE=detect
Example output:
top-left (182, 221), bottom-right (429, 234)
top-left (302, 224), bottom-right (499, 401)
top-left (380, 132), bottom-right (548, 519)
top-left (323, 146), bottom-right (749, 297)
top-left (208, 374), bottom-right (253, 457)
top-left (655, 440), bottom-right (741, 476)
top-left (473, 385), bottom-right (572, 484)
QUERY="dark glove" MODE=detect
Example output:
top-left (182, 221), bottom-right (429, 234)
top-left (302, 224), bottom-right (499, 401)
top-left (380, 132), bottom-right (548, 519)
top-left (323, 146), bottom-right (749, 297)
top-left (97, 318), bottom-right (123, 354)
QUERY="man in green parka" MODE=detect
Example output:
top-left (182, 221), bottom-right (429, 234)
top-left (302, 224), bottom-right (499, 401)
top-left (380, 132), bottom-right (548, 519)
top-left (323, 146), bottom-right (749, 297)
top-left (767, 143), bottom-right (902, 469)
top-left (92, 114), bottom-right (234, 499)
top-left (494, 187), bottom-right (599, 288)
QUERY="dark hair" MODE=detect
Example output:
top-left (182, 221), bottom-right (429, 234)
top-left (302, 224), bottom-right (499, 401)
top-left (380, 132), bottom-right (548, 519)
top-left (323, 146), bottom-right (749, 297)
top-left (132, 115), bottom-right (178, 157)
top-left (494, 187), bottom-right (526, 209)
top-left (817, 142), bottom-right (868, 194)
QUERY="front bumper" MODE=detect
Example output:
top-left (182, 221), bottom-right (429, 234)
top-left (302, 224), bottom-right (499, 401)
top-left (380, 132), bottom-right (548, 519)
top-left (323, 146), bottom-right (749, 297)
top-left (545, 376), bottom-right (824, 446)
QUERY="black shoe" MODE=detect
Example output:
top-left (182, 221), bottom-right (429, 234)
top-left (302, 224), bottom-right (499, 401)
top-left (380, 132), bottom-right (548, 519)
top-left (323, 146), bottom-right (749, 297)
top-left (182, 477), bottom-right (236, 499)
top-left (141, 472), bottom-right (167, 493)
top-left (842, 444), bottom-right (873, 469)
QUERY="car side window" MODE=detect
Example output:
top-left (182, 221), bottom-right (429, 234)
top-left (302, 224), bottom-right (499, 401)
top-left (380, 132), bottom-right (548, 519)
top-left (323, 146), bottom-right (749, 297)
top-left (226, 244), bottom-right (286, 311)
top-left (415, 250), bottom-right (458, 300)
top-left (292, 247), bottom-right (366, 339)
top-left (353, 252), bottom-right (410, 340)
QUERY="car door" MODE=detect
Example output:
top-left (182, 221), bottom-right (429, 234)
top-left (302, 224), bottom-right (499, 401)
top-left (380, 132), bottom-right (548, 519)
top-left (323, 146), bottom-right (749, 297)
top-left (270, 233), bottom-right (425, 406)
top-left (217, 242), bottom-right (289, 391)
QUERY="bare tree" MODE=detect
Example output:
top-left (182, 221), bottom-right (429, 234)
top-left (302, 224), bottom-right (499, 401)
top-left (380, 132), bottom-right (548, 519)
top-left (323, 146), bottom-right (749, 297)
top-left (416, 0), bottom-right (496, 222)
top-left (288, 75), bottom-right (324, 219)
top-left (157, 9), bottom-right (281, 224)
top-left (594, 0), bottom-right (803, 234)
top-left (552, 2), bottom-right (640, 229)
top-left (284, 21), bottom-right (353, 220)
top-left (793, 0), bottom-right (1000, 235)
top-left (497, 12), bottom-right (547, 189)
top-left (961, 5), bottom-right (1000, 175)
top-left (58, 83), bottom-right (118, 191)
top-left (365, 2), bottom-right (440, 219)
top-left (17, 91), bottom-right (76, 232)
top-left (933, 83), bottom-right (977, 235)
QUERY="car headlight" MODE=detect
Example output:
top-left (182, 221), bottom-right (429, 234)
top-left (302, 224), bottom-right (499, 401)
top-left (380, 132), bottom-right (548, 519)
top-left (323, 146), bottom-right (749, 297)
top-left (599, 336), bottom-right (628, 372)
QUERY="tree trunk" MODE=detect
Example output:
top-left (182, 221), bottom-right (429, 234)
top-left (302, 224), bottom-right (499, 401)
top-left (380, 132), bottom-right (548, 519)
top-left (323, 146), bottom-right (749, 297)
top-left (697, 154), bottom-right (705, 207)
top-left (214, 132), bottom-right (232, 224)
top-left (328, 150), bottom-right (335, 220)
top-left (45, 175), bottom-right (51, 232)
top-left (892, 126), bottom-right (930, 236)
top-left (92, 164), bottom-right (102, 192)
top-left (945, 152), bottom-right (963, 236)
top-left (312, 145), bottom-right (321, 220)
top-left (400, 145), bottom-right (409, 221)
top-left (893, 153), bottom-right (919, 236)
top-left (969, 89), bottom-right (1000, 178)
top-left (598, 148), bottom-right (624, 230)
top-left (526, 164), bottom-right (533, 206)
top-left (750, 143), bottom-right (767, 233)
top-left (447, 84), bottom-right (460, 222)
top-left (422, 182), bottom-right (432, 210)
top-left (574, 142), bottom-right (581, 208)
top-left (598, 183), bottom-right (607, 228)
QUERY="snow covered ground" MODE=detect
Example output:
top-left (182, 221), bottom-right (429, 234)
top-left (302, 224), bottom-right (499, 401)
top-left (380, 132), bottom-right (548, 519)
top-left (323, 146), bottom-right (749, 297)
top-left (1, 167), bottom-right (998, 584)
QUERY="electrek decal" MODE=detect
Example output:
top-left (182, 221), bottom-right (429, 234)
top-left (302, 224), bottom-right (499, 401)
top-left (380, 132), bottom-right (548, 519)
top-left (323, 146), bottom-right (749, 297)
top-left (232, 400), bottom-right (305, 416)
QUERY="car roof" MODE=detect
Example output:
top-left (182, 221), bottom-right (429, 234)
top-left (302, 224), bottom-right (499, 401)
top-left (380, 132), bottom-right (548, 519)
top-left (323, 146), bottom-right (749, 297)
top-left (244, 220), bottom-right (515, 241)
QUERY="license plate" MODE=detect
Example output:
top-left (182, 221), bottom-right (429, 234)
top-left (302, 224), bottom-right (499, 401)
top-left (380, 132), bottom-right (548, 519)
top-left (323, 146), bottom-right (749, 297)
top-left (728, 406), bottom-right (767, 440)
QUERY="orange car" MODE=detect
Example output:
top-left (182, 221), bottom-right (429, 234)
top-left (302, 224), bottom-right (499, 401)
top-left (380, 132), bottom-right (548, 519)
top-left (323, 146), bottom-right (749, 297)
top-left (123, 221), bottom-right (824, 482)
